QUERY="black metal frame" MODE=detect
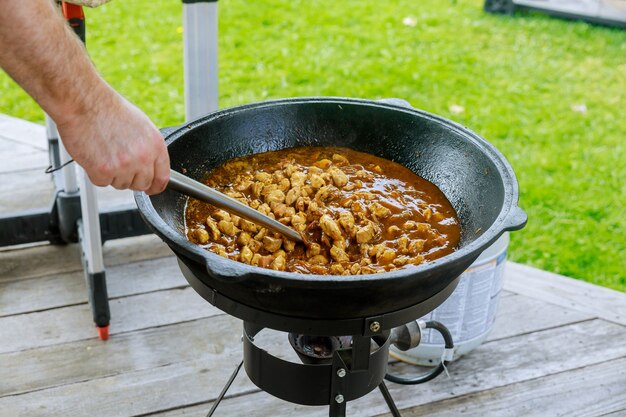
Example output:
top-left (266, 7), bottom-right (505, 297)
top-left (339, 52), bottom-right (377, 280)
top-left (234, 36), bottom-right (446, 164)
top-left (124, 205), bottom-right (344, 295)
top-left (176, 256), bottom-right (462, 416)
top-left (178, 257), bottom-right (461, 336)
top-left (204, 323), bottom-right (402, 417)
top-left (243, 323), bottom-right (390, 408)
top-left (0, 204), bottom-right (151, 248)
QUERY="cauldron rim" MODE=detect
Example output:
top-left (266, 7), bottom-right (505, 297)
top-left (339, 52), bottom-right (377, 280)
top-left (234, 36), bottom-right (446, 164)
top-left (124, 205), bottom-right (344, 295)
top-left (135, 97), bottom-right (526, 285)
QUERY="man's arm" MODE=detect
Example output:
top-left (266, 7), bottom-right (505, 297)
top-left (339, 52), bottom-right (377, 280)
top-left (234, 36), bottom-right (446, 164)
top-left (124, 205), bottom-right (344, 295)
top-left (0, 0), bottom-right (169, 194)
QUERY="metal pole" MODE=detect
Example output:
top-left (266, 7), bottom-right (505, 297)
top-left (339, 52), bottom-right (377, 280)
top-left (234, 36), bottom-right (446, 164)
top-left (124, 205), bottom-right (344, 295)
top-left (378, 382), bottom-right (402, 417)
top-left (45, 114), bottom-right (79, 193)
top-left (77, 167), bottom-right (105, 275)
top-left (183, 0), bottom-right (219, 121)
top-left (62, 1), bottom-right (110, 339)
top-left (77, 163), bottom-right (111, 338)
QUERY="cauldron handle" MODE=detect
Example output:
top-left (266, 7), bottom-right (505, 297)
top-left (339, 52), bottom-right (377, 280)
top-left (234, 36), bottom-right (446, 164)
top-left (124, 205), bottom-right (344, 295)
top-left (203, 255), bottom-right (252, 283)
top-left (503, 206), bottom-right (528, 231)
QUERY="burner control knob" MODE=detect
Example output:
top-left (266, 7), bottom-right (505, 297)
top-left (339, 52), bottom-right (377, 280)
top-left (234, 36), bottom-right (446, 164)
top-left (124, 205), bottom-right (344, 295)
top-left (389, 320), bottom-right (422, 351)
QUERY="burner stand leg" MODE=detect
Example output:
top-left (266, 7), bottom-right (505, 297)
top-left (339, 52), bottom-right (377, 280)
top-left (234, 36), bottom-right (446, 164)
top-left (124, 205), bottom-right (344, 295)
top-left (329, 353), bottom-right (348, 417)
top-left (206, 359), bottom-right (243, 417)
top-left (378, 381), bottom-right (402, 417)
top-left (328, 399), bottom-right (347, 417)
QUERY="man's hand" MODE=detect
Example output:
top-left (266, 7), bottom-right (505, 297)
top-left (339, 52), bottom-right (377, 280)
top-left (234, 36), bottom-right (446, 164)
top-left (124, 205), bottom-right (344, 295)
top-left (0, 0), bottom-right (170, 195)
top-left (57, 92), bottom-right (170, 195)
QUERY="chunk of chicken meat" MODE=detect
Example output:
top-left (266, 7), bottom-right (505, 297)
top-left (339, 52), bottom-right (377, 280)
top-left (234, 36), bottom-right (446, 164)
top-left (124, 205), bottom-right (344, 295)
top-left (265, 189), bottom-right (285, 205)
top-left (218, 220), bottom-right (239, 236)
top-left (309, 174), bottom-right (325, 189)
top-left (330, 245), bottom-right (350, 263)
top-left (237, 232), bottom-right (251, 246)
top-left (240, 246), bottom-right (253, 264)
top-left (408, 239), bottom-right (426, 255)
top-left (309, 254), bottom-right (329, 264)
top-left (329, 168), bottom-right (349, 188)
top-left (290, 172), bottom-right (306, 187)
top-left (239, 219), bottom-right (257, 233)
top-left (313, 159), bottom-right (332, 169)
top-left (213, 210), bottom-right (231, 222)
top-left (332, 153), bottom-right (350, 166)
top-left (306, 242), bottom-right (322, 257)
top-left (270, 255), bottom-right (286, 271)
top-left (319, 214), bottom-right (343, 240)
top-left (263, 236), bottom-right (283, 253)
top-left (191, 228), bottom-right (209, 244)
top-left (338, 211), bottom-right (356, 235)
top-left (368, 202), bottom-right (391, 219)
top-left (285, 187), bottom-right (300, 206)
top-left (356, 221), bottom-right (377, 244)
top-left (205, 218), bottom-right (221, 240)
top-left (291, 212), bottom-right (307, 232)
top-left (254, 172), bottom-right (272, 184)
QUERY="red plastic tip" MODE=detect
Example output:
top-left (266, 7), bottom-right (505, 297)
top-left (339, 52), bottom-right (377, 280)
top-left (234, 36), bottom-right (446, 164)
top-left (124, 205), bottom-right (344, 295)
top-left (61, 3), bottom-right (85, 20)
top-left (97, 325), bottom-right (109, 341)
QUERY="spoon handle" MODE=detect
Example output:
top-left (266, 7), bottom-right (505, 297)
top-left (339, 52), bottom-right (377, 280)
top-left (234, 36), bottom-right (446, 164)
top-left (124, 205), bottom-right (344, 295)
top-left (168, 170), bottom-right (303, 243)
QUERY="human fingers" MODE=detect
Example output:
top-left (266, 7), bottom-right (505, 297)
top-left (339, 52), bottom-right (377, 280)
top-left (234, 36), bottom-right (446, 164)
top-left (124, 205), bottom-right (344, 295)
top-left (86, 162), bottom-right (115, 187)
top-left (111, 173), bottom-right (134, 190)
top-left (129, 163), bottom-right (154, 192)
top-left (145, 148), bottom-right (170, 195)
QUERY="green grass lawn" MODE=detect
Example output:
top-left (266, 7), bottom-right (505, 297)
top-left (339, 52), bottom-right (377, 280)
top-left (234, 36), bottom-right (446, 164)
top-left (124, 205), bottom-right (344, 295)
top-left (1, 0), bottom-right (624, 291)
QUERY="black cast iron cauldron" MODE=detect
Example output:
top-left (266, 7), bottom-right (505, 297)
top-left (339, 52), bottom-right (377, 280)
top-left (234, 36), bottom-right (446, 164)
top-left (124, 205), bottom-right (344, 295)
top-left (135, 98), bottom-right (526, 333)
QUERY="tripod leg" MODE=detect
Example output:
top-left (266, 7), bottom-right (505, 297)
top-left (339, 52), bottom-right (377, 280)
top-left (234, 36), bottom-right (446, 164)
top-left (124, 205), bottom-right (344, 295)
top-left (77, 166), bottom-right (110, 340)
top-left (206, 360), bottom-right (243, 417)
top-left (379, 381), bottom-right (402, 417)
top-left (328, 400), bottom-right (346, 417)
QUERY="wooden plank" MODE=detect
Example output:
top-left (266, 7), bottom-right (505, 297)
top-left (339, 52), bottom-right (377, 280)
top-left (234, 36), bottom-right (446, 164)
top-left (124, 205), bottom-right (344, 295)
top-left (0, 284), bottom-right (585, 397)
top-left (391, 293), bottom-right (593, 365)
top-left (383, 358), bottom-right (626, 417)
top-left (3, 266), bottom-right (579, 335)
top-left (0, 234), bottom-right (172, 282)
top-left (221, 320), bottom-right (626, 417)
top-left (0, 167), bottom-right (135, 213)
top-left (0, 168), bottom-right (54, 211)
top-left (0, 137), bottom-right (48, 174)
top-left (0, 354), bottom-right (254, 417)
top-left (0, 286), bottom-right (220, 354)
top-left (486, 293), bottom-right (593, 342)
top-left (0, 115), bottom-right (133, 209)
top-left (504, 261), bottom-right (626, 326)
top-left (0, 114), bottom-right (47, 150)
top-left (0, 256), bottom-right (185, 317)
top-left (0, 314), bottom-right (242, 397)
top-left (19, 319), bottom-right (616, 417)
top-left (600, 411), bottom-right (626, 417)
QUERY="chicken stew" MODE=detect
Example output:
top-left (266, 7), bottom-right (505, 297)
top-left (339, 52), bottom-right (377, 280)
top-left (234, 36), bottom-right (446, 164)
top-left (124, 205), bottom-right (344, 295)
top-left (185, 147), bottom-right (460, 275)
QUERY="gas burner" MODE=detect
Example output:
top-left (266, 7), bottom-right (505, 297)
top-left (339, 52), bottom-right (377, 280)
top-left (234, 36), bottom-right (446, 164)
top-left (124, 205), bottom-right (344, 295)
top-left (205, 319), bottom-right (455, 417)
top-left (242, 323), bottom-right (392, 416)
top-left (288, 334), bottom-right (352, 364)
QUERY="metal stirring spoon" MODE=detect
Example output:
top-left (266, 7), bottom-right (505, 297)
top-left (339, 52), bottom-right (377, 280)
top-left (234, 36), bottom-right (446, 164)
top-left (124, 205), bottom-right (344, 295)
top-left (167, 170), bottom-right (303, 243)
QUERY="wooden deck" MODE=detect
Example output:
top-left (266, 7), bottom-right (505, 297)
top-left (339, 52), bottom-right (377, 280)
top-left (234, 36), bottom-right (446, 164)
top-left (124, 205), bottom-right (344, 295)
top-left (1, 114), bottom-right (626, 417)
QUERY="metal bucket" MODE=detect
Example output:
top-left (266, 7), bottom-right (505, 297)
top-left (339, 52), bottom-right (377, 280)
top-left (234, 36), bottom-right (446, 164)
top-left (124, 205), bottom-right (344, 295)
top-left (390, 233), bottom-right (509, 366)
